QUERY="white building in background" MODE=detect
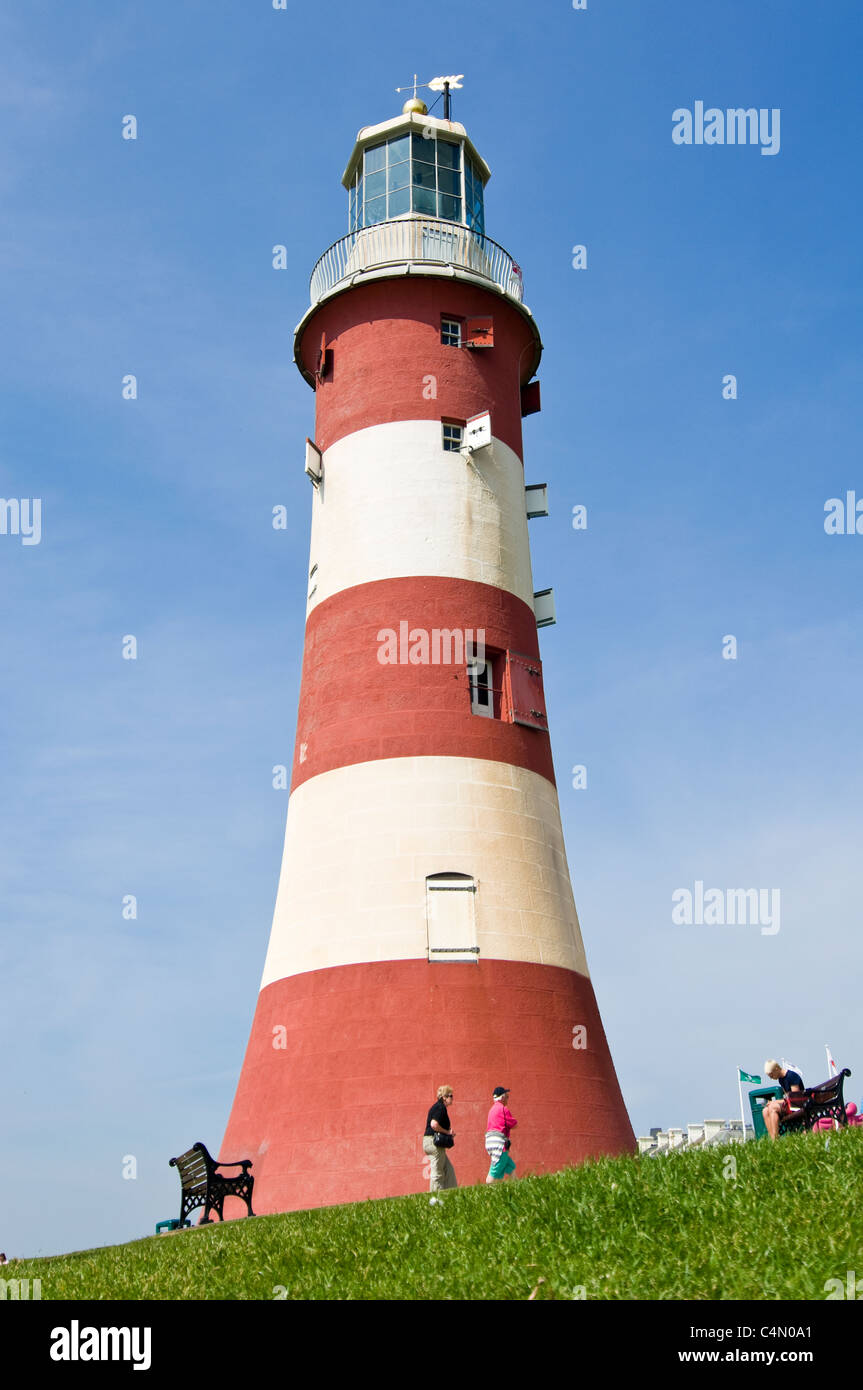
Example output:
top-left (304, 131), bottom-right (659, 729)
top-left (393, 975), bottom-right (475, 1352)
top-left (638, 1119), bottom-right (753, 1155)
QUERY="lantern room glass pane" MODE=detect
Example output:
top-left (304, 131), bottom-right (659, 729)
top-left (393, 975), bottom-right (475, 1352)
top-left (437, 139), bottom-right (460, 168)
top-left (412, 132), bottom-right (435, 161)
top-left (388, 186), bottom-right (410, 216)
top-left (466, 157), bottom-right (485, 232)
top-left (365, 142), bottom-right (386, 173)
top-left (437, 167), bottom-right (460, 196)
top-left (388, 135), bottom-right (410, 164)
top-left (388, 161), bottom-right (410, 191)
top-left (412, 161), bottom-right (436, 189)
top-left (364, 195), bottom-right (386, 224)
top-left (438, 193), bottom-right (462, 221)
top-left (411, 185), bottom-right (436, 215)
top-left (364, 170), bottom-right (386, 200)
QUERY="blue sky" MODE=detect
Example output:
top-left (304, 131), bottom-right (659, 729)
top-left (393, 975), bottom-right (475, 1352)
top-left (2, 0), bottom-right (861, 1258)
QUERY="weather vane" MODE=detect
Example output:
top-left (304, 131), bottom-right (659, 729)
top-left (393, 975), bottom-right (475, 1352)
top-left (395, 74), bottom-right (464, 120)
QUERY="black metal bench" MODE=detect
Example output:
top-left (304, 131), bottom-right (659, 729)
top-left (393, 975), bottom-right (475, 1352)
top-left (169, 1142), bottom-right (255, 1225)
top-left (780, 1069), bottom-right (852, 1134)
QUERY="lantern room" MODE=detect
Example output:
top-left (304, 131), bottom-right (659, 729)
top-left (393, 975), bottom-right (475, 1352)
top-left (342, 104), bottom-right (489, 233)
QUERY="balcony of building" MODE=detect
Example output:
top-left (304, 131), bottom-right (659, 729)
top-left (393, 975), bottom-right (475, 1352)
top-left (307, 216), bottom-right (525, 309)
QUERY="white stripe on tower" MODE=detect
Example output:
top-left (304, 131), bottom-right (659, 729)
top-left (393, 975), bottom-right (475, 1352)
top-left (262, 757), bottom-right (589, 985)
top-left (306, 423), bottom-right (535, 616)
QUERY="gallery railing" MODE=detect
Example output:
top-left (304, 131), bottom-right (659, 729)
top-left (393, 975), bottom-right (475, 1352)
top-left (309, 217), bottom-right (524, 305)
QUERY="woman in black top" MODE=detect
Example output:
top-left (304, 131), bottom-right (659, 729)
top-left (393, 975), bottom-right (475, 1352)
top-left (422, 1085), bottom-right (458, 1191)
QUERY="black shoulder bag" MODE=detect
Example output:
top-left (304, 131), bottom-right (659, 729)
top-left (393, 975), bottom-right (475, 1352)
top-left (432, 1109), bottom-right (455, 1148)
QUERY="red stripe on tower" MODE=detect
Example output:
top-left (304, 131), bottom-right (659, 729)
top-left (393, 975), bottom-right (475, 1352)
top-left (222, 961), bottom-right (633, 1216)
top-left (296, 278), bottom-right (538, 457)
top-left (291, 577), bottom-right (555, 790)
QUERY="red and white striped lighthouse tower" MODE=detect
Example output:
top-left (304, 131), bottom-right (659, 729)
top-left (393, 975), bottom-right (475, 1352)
top-left (222, 93), bottom-right (634, 1212)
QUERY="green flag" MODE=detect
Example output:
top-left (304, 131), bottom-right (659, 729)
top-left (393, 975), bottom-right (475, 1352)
top-left (739, 1069), bottom-right (761, 1084)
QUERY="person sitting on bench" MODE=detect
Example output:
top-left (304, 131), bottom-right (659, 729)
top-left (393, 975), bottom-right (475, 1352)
top-left (762, 1058), bottom-right (805, 1139)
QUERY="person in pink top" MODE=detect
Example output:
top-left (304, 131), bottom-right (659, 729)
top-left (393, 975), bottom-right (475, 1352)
top-left (485, 1085), bottom-right (518, 1183)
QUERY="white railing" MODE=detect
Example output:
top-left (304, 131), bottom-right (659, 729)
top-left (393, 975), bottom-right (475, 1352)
top-left (309, 217), bottom-right (524, 305)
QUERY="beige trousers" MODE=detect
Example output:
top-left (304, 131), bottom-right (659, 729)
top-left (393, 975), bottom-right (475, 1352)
top-left (423, 1134), bottom-right (458, 1191)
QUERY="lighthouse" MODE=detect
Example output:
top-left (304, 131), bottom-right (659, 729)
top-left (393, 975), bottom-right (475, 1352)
top-left (221, 93), bottom-right (634, 1213)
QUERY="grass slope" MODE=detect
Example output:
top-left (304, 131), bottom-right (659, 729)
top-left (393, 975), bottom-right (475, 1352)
top-left (8, 1131), bottom-right (862, 1300)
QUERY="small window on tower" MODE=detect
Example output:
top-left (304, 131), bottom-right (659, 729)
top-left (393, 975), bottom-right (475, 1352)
top-left (469, 657), bottom-right (495, 718)
top-left (441, 317), bottom-right (462, 347)
top-left (442, 421), bottom-right (464, 452)
top-left (426, 873), bottom-right (479, 963)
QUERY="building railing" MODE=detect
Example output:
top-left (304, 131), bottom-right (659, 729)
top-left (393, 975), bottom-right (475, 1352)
top-left (308, 217), bottom-right (524, 305)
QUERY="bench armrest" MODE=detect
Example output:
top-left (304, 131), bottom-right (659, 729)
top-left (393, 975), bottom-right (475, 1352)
top-left (215, 1159), bottom-right (253, 1171)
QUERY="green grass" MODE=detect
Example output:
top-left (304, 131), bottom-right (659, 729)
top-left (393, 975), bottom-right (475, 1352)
top-left (7, 1130), bottom-right (863, 1300)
